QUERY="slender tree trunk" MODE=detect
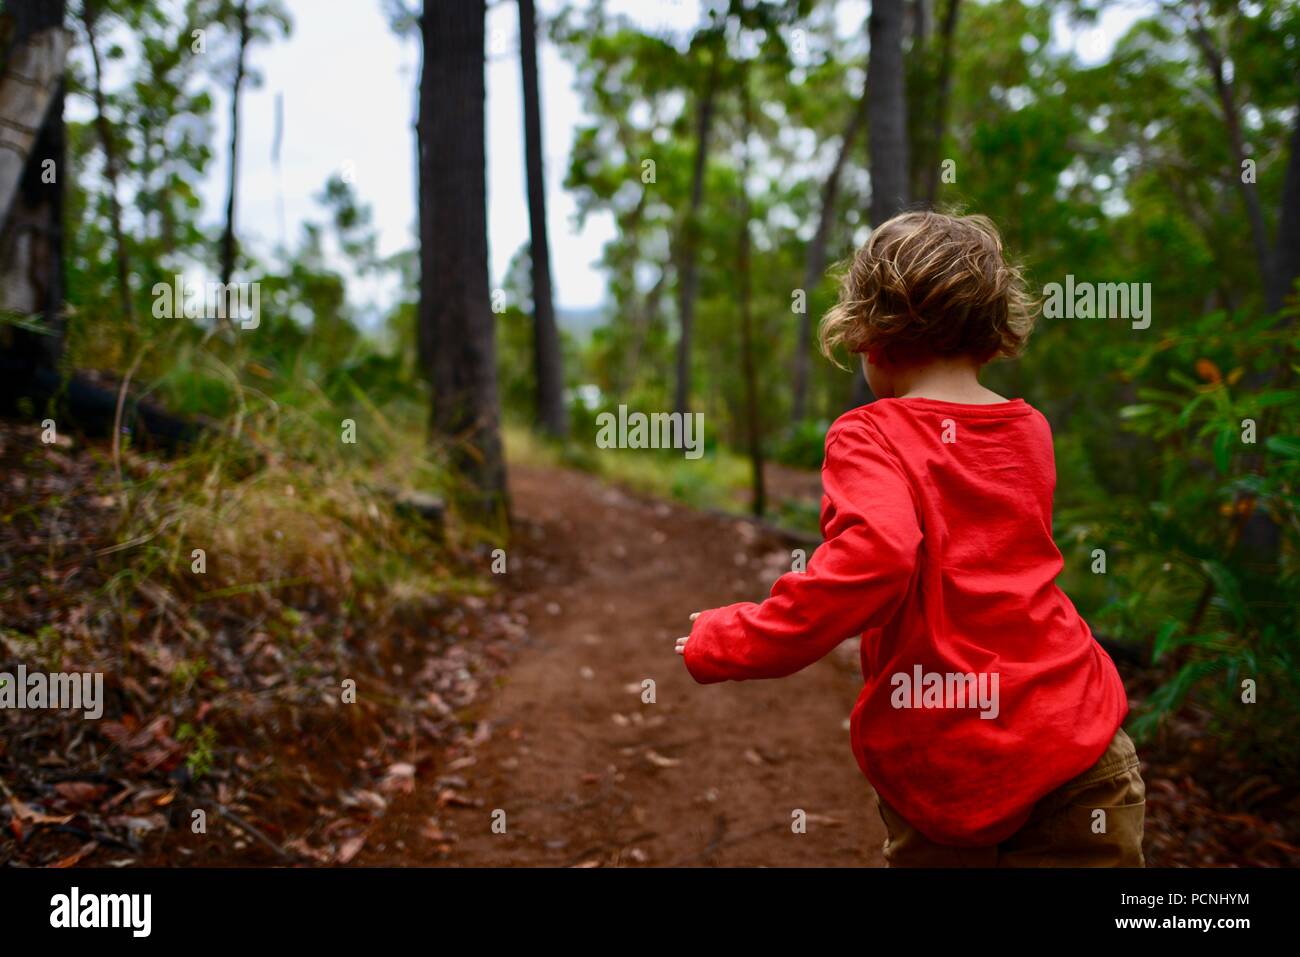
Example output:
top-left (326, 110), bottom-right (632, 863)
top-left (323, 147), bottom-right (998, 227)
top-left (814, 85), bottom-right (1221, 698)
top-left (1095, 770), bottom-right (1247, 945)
top-left (81, 1), bottom-right (133, 328)
top-left (792, 87), bottom-right (868, 423)
top-left (414, 38), bottom-right (430, 378)
top-left (737, 77), bottom-right (765, 517)
top-left (673, 46), bottom-right (720, 416)
top-left (518, 0), bottom-right (566, 436)
top-left (220, 0), bottom-right (249, 287)
top-left (923, 0), bottom-right (961, 206)
top-left (1268, 102), bottom-right (1300, 313)
top-left (1199, 91), bottom-right (1300, 612)
top-left (852, 0), bottom-right (911, 407)
top-left (420, 0), bottom-right (507, 518)
top-left (1190, 18), bottom-right (1273, 303)
top-left (622, 264), bottom-right (667, 394)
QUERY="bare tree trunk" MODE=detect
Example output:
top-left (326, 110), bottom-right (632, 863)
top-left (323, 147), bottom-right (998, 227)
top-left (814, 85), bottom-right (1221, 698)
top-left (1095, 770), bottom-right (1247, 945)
top-left (1190, 16), bottom-right (1274, 303)
top-left (737, 76), bottom-right (765, 517)
top-left (923, 0), bottom-right (961, 206)
top-left (852, 0), bottom-right (911, 407)
top-left (868, 0), bottom-right (911, 226)
top-left (673, 46), bottom-right (720, 416)
top-left (1203, 91), bottom-right (1300, 613)
top-left (0, 0), bottom-right (66, 376)
top-left (908, 0), bottom-right (932, 45)
top-left (220, 0), bottom-right (249, 287)
top-left (792, 87), bottom-right (868, 423)
top-left (1269, 102), bottom-right (1300, 313)
top-left (420, 0), bottom-right (507, 519)
top-left (518, 0), bottom-right (566, 437)
top-left (81, 0), bottom-right (133, 328)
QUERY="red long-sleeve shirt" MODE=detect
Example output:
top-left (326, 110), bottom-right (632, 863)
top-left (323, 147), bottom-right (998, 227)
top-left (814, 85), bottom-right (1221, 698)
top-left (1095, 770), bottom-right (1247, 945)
top-left (683, 396), bottom-right (1129, 846)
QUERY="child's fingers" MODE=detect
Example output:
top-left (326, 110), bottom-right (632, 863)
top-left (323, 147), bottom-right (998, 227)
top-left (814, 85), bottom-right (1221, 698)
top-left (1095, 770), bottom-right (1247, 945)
top-left (674, 636), bottom-right (689, 655)
top-left (689, 612), bottom-right (700, 622)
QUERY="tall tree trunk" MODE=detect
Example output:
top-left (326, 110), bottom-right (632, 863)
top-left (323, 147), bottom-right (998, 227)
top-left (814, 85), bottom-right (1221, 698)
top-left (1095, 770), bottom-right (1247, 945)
top-left (1201, 92), bottom-right (1300, 617)
top-left (923, 0), bottom-right (961, 206)
top-left (852, 0), bottom-right (911, 407)
top-left (868, 0), bottom-right (910, 226)
top-left (0, 0), bottom-right (66, 377)
top-left (792, 87), bottom-right (868, 423)
top-left (518, 0), bottom-right (566, 437)
top-left (1190, 17), bottom-right (1273, 304)
top-left (81, 0), bottom-right (133, 329)
top-left (420, 0), bottom-right (507, 518)
top-left (1268, 102), bottom-right (1300, 313)
top-left (220, 0), bottom-right (249, 287)
top-left (908, 0), bottom-right (931, 45)
top-left (673, 45), bottom-right (720, 416)
top-left (737, 76), bottom-right (765, 517)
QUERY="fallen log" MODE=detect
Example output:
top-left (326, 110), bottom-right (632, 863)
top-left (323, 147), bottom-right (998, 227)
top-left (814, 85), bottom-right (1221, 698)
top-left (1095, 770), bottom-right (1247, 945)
top-left (0, 359), bottom-right (207, 450)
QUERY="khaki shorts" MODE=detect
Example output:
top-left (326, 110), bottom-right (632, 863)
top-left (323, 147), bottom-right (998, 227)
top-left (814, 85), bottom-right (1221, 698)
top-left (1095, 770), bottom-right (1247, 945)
top-left (876, 727), bottom-right (1146, 867)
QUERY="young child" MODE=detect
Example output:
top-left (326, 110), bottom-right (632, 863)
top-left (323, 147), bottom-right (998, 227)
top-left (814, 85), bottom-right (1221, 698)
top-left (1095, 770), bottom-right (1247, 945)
top-left (675, 211), bottom-right (1144, 867)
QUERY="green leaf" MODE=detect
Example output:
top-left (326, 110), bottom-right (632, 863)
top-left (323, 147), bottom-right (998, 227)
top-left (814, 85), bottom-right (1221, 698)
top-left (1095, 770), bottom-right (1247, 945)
top-left (1199, 560), bottom-right (1246, 628)
top-left (1265, 435), bottom-right (1300, 459)
top-left (1119, 403), bottom-right (1159, 420)
top-left (1152, 619), bottom-right (1182, 663)
top-left (1249, 390), bottom-right (1300, 410)
top-left (1177, 392), bottom-right (1210, 427)
top-left (1212, 428), bottom-right (1234, 474)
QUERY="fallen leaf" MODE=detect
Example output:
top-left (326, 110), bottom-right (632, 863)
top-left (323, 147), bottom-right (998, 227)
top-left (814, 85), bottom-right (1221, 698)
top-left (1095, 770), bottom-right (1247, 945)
top-left (379, 762), bottom-right (416, 794)
top-left (336, 833), bottom-right (368, 864)
top-left (54, 782), bottom-right (109, 805)
top-left (48, 841), bottom-right (98, 868)
top-left (436, 789), bottom-right (477, 809)
top-left (9, 798), bottom-right (73, 826)
top-left (645, 750), bottom-right (681, 769)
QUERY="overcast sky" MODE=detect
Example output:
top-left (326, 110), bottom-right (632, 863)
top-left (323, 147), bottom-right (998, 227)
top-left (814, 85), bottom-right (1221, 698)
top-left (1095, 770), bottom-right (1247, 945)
top-left (183, 0), bottom-right (1143, 316)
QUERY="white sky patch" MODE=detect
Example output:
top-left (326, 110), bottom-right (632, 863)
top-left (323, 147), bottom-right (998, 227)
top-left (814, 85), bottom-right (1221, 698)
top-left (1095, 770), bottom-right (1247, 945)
top-left (157, 0), bottom-right (1146, 320)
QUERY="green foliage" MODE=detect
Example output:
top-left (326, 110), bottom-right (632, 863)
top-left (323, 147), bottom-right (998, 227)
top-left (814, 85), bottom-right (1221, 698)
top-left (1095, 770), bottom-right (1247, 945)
top-left (1096, 307), bottom-right (1300, 769)
top-left (176, 722), bottom-right (218, 779)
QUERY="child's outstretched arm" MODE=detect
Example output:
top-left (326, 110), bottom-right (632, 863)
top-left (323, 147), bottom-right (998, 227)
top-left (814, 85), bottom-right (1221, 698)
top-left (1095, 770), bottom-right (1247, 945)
top-left (677, 420), bottom-right (922, 683)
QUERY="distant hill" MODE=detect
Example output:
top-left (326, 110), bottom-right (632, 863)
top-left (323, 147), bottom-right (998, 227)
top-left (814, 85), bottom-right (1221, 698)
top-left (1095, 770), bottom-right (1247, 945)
top-left (556, 305), bottom-right (608, 341)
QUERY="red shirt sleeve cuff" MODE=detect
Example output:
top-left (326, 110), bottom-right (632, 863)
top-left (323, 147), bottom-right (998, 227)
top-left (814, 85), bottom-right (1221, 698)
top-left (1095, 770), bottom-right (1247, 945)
top-left (682, 605), bottom-right (738, 684)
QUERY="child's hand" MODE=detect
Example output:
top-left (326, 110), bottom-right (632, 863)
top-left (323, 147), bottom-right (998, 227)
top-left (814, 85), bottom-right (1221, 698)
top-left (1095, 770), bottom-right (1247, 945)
top-left (675, 612), bottom-right (701, 656)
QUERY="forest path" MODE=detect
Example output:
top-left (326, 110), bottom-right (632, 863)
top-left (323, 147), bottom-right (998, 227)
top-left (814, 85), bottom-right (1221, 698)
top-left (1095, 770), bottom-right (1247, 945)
top-left (365, 464), bottom-right (886, 867)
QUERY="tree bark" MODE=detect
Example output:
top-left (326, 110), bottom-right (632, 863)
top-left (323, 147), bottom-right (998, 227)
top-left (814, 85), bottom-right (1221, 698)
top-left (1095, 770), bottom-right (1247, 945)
top-left (673, 44), bottom-right (720, 416)
top-left (737, 76), bottom-right (765, 517)
top-left (0, 0), bottom-right (66, 374)
top-left (852, 0), bottom-right (911, 407)
top-left (419, 0), bottom-right (507, 518)
top-left (1269, 101), bottom-right (1300, 313)
top-left (1190, 17), bottom-right (1274, 304)
top-left (518, 0), bottom-right (566, 436)
top-left (923, 0), bottom-right (961, 206)
top-left (792, 86), bottom-right (868, 423)
top-left (868, 0), bottom-right (910, 227)
top-left (220, 0), bottom-right (249, 288)
top-left (81, 0), bottom-right (133, 327)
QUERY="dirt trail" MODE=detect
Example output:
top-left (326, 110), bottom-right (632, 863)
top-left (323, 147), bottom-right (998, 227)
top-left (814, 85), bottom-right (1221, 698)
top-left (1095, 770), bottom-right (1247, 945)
top-left (365, 465), bottom-right (886, 867)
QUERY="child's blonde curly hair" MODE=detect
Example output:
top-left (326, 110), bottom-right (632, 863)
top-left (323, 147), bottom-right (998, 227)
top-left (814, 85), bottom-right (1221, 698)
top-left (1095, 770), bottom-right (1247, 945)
top-left (819, 210), bottom-right (1038, 369)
